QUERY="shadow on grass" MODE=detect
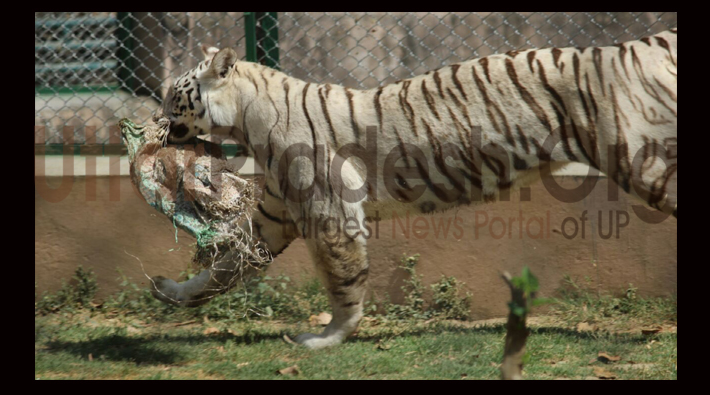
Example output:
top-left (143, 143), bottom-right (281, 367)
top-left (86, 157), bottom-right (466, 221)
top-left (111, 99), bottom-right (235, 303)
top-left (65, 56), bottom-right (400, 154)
top-left (44, 334), bottom-right (183, 365)
top-left (43, 331), bottom-right (286, 365)
top-left (530, 326), bottom-right (667, 344)
top-left (351, 322), bottom-right (664, 345)
top-left (41, 320), bottom-right (671, 365)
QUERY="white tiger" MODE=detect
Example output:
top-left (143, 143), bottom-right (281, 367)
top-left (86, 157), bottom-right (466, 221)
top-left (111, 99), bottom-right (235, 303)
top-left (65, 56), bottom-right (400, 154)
top-left (155, 29), bottom-right (677, 349)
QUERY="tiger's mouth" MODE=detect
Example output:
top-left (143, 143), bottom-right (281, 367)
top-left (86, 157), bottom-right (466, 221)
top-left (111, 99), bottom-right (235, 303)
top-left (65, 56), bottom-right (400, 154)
top-left (167, 123), bottom-right (190, 143)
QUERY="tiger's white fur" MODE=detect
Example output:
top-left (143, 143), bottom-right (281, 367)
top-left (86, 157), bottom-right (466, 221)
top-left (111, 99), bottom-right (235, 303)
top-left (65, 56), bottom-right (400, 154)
top-left (159, 31), bottom-right (677, 349)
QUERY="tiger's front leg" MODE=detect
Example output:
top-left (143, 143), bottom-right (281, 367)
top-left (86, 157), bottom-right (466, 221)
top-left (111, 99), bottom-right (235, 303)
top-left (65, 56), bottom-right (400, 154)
top-left (150, 186), bottom-right (298, 306)
top-left (292, 203), bottom-right (370, 349)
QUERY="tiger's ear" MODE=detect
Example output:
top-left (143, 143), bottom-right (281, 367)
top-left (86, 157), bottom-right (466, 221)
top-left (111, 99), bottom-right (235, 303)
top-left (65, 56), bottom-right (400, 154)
top-left (201, 44), bottom-right (220, 61)
top-left (210, 48), bottom-right (238, 79)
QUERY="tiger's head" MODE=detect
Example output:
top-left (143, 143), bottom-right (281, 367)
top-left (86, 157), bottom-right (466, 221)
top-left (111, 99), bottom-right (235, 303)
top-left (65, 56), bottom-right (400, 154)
top-left (162, 45), bottom-right (243, 143)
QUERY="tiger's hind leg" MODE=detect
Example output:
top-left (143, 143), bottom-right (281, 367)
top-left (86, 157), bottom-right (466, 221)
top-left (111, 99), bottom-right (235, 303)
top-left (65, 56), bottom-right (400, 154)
top-left (295, 235), bottom-right (369, 349)
top-left (632, 168), bottom-right (677, 219)
top-left (611, 140), bottom-right (677, 219)
top-left (291, 203), bottom-right (370, 349)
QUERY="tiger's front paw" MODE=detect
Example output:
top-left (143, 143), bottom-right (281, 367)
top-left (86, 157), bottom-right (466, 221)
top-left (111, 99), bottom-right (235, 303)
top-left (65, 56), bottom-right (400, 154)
top-left (149, 275), bottom-right (211, 308)
top-left (150, 276), bottom-right (181, 305)
top-left (294, 333), bottom-right (343, 349)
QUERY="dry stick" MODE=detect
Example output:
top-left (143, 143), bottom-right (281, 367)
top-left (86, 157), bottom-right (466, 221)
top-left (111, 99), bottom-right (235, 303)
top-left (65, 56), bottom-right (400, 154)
top-left (500, 271), bottom-right (530, 380)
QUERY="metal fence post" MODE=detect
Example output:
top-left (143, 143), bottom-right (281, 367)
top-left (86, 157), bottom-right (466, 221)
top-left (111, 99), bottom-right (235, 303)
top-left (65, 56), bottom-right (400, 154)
top-left (244, 12), bottom-right (279, 68)
top-left (116, 12), bottom-right (135, 93)
top-left (257, 12), bottom-right (279, 69)
top-left (244, 12), bottom-right (257, 63)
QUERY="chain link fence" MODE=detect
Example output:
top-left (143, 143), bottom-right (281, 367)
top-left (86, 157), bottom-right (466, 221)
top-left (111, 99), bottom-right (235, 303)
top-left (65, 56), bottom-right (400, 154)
top-left (35, 12), bottom-right (677, 149)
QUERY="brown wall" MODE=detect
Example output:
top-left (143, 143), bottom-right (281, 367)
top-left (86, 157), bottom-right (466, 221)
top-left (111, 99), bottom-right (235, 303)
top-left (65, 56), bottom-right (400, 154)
top-left (35, 175), bottom-right (677, 320)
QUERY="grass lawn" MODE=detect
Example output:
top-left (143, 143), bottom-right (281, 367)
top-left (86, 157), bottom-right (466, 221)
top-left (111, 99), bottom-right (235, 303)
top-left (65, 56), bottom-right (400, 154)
top-left (35, 313), bottom-right (676, 380)
top-left (35, 266), bottom-right (677, 380)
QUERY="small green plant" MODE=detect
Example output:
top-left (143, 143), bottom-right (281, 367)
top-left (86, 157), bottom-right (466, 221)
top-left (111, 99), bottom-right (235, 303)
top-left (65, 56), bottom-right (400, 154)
top-left (431, 275), bottom-right (471, 320)
top-left (35, 266), bottom-right (98, 315)
top-left (104, 270), bottom-right (177, 320)
top-left (193, 274), bottom-right (329, 322)
top-left (196, 274), bottom-right (292, 320)
top-left (553, 275), bottom-right (677, 329)
top-left (36, 257), bottom-right (475, 324)
top-left (99, 270), bottom-right (329, 323)
top-left (383, 254), bottom-right (472, 321)
top-left (507, 266), bottom-right (551, 318)
top-left (385, 254), bottom-right (432, 320)
top-left (280, 277), bottom-right (330, 319)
